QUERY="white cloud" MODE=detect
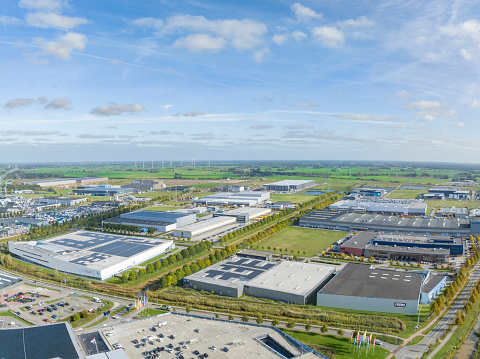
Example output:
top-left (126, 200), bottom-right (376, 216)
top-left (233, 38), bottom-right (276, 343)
top-left (272, 34), bottom-right (288, 45)
top-left (285, 125), bottom-right (313, 130)
top-left (183, 111), bottom-right (205, 117)
top-left (405, 100), bottom-right (443, 110)
top-left (174, 34), bottom-right (225, 52)
top-left (466, 100), bottom-right (479, 108)
top-left (164, 15), bottom-right (267, 51)
top-left (0, 15), bottom-right (24, 26)
top-left (291, 30), bottom-right (307, 41)
top-left (0, 129), bottom-right (61, 136)
top-left (253, 48), bottom-right (270, 63)
top-left (334, 114), bottom-right (391, 122)
top-left (34, 32), bottom-right (87, 60)
top-left (461, 48), bottom-right (472, 61)
top-left (45, 98), bottom-right (70, 110)
top-left (19, 0), bottom-right (62, 10)
top-left (454, 122), bottom-right (465, 127)
top-left (337, 16), bottom-right (374, 28)
top-left (91, 104), bottom-right (146, 116)
top-left (250, 125), bottom-right (273, 129)
top-left (290, 3), bottom-right (323, 21)
top-left (312, 26), bottom-right (345, 47)
top-left (396, 90), bottom-right (414, 100)
top-left (132, 17), bottom-right (163, 30)
top-left (78, 133), bottom-right (115, 139)
top-left (5, 98), bottom-right (36, 108)
top-left (295, 102), bottom-right (318, 108)
top-left (162, 104), bottom-right (174, 110)
top-left (26, 12), bottom-right (89, 29)
top-left (423, 115), bottom-right (435, 121)
top-left (440, 20), bottom-right (480, 43)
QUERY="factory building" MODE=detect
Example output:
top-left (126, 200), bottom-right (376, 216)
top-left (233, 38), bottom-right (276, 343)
top-left (193, 191), bottom-right (270, 206)
top-left (329, 199), bottom-right (427, 216)
top-left (38, 196), bottom-right (87, 206)
top-left (73, 186), bottom-right (134, 196)
top-left (436, 207), bottom-right (469, 219)
top-left (262, 180), bottom-right (316, 192)
top-left (184, 256), bottom-right (335, 304)
top-left (428, 188), bottom-right (471, 200)
top-left (350, 187), bottom-right (386, 197)
top-left (104, 210), bottom-right (196, 232)
top-left (339, 231), bottom-right (454, 262)
top-left (172, 216), bottom-right (236, 239)
top-left (299, 210), bottom-right (471, 237)
top-left (317, 263), bottom-right (424, 314)
top-left (213, 207), bottom-right (272, 223)
top-left (121, 179), bottom-right (164, 192)
top-left (420, 275), bottom-right (447, 304)
top-left (21, 177), bottom-right (108, 188)
top-left (8, 230), bottom-right (174, 281)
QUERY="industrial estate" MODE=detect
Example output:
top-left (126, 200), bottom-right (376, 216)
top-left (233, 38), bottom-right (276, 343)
top-left (1, 162), bottom-right (480, 359)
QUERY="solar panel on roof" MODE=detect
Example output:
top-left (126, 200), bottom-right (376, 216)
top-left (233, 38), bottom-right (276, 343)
top-left (91, 240), bottom-right (153, 257)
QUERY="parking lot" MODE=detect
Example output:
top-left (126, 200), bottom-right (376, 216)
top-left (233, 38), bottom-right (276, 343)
top-left (99, 313), bottom-right (318, 359)
top-left (0, 284), bottom-right (106, 326)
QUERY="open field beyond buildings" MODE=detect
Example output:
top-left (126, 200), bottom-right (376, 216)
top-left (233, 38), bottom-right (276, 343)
top-left (282, 331), bottom-right (390, 359)
top-left (269, 193), bottom-right (320, 203)
top-left (386, 189), bottom-right (427, 199)
top-left (255, 227), bottom-right (348, 257)
top-left (425, 199), bottom-right (479, 210)
top-left (144, 206), bottom-right (181, 212)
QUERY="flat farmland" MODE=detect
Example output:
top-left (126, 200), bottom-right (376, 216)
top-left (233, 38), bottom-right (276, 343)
top-left (256, 227), bottom-right (348, 257)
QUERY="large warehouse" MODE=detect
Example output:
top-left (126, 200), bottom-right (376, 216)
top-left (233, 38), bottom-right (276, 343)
top-left (172, 216), bottom-right (236, 238)
top-left (193, 191), bottom-right (270, 206)
top-left (21, 177), bottom-right (109, 188)
top-left (73, 186), bottom-right (134, 196)
top-left (9, 230), bottom-right (174, 280)
top-left (300, 210), bottom-right (471, 236)
top-left (339, 231), bottom-right (457, 262)
top-left (104, 210), bottom-right (196, 232)
top-left (329, 199), bottom-right (427, 216)
top-left (184, 256), bottom-right (335, 304)
top-left (262, 180), bottom-right (316, 192)
top-left (213, 207), bottom-right (272, 223)
top-left (38, 196), bottom-right (87, 206)
top-left (317, 263), bottom-right (424, 314)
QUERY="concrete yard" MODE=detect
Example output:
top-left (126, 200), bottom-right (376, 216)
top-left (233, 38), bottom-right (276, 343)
top-left (99, 312), bottom-right (321, 358)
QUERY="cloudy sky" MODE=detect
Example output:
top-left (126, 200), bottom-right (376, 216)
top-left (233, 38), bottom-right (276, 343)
top-left (1, 0), bottom-right (480, 162)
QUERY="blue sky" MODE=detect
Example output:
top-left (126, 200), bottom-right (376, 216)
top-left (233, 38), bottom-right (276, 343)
top-left (1, 0), bottom-right (480, 162)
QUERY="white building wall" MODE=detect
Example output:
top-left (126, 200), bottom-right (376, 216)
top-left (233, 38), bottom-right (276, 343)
top-left (317, 293), bottom-right (419, 315)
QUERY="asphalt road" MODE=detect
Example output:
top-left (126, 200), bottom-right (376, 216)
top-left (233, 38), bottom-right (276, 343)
top-left (394, 263), bottom-right (480, 359)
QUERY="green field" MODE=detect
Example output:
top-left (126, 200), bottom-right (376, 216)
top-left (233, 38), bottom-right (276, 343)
top-left (282, 331), bottom-right (389, 359)
top-left (269, 193), bottom-right (318, 203)
top-left (426, 199), bottom-right (479, 210)
top-left (255, 227), bottom-right (348, 257)
top-left (387, 189), bottom-right (426, 199)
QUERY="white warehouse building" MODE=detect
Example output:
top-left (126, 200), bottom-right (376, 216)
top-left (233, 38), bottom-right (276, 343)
top-left (8, 230), bottom-right (174, 280)
top-left (173, 216), bottom-right (236, 239)
top-left (262, 180), bottom-right (316, 192)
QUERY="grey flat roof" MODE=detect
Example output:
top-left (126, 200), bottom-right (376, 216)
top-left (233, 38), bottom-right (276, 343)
top-left (301, 210), bottom-right (470, 233)
top-left (105, 217), bottom-right (172, 227)
top-left (265, 180), bottom-right (315, 185)
top-left (247, 261), bottom-right (335, 296)
top-left (341, 232), bottom-right (377, 249)
top-left (0, 273), bottom-right (21, 290)
top-left (319, 263), bottom-right (424, 300)
top-left (365, 243), bottom-right (450, 255)
top-left (422, 275), bottom-right (446, 293)
top-left (121, 210), bottom-right (193, 221)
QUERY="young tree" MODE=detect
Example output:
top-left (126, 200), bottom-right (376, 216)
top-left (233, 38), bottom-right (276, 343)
top-left (256, 314), bottom-right (264, 324)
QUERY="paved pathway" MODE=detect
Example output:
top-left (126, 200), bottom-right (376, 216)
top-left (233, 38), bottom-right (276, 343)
top-left (391, 263), bottom-right (480, 359)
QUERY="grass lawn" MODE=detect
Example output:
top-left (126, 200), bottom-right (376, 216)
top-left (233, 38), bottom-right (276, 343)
top-left (426, 199), bottom-right (480, 210)
top-left (281, 331), bottom-right (389, 359)
top-left (387, 189), bottom-right (426, 199)
top-left (407, 335), bottom-right (424, 345)
top-left (134, 308), bottom-right (168, 318)
top-left (145, 206), bottom-right (180, 211)
top-left (0, 311), bottom-right (33, 326)
top-left (269, 193), bottom-right (319, 203)
top-left (255, 227), bottom-right (348, 257)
